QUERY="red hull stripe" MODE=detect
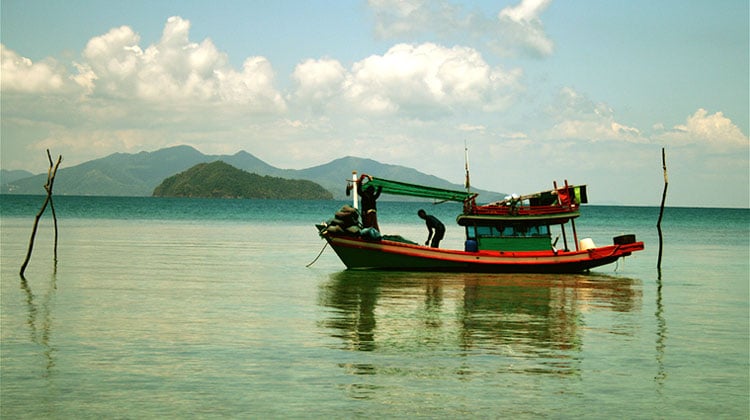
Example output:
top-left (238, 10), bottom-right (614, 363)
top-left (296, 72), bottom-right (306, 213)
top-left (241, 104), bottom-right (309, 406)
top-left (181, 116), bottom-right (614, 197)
top-left (325, 235), bottom-right (644, 271)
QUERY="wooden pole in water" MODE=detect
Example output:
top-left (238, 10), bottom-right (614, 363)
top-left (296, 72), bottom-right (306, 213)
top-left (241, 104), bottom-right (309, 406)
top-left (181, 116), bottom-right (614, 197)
top-left (20, 150), bottom-right (62, 278)
top-left (657, 148), bottom-right (668, 272)
top-left (46, 151), bottom-right (61, 267)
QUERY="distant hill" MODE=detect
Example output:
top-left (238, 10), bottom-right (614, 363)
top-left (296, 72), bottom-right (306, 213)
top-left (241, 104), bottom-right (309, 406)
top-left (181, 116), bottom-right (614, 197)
top-left (153, 161), bottom-right (333, 200)
top-left (1, 144), bottom-right (505, 201)
top-left (0, 169), bottom-right (36, 186)
top-left (1, 145), bottom-right (209, 196)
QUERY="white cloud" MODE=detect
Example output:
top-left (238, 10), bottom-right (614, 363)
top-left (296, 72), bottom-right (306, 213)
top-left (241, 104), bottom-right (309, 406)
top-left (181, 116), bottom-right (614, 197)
top-left (214, 56), bottom-right (286, 111)
top-left (71, 61), bottom-right (97, 94)
top-left (499, 0), bottom-right (552, 22)
top-left (78, 25), bottom-right (143, 97)
top-left (73, 16), bottom-right (285, 111)
top-left (500, 131), bottom-right (529, 140)
top-left (540, 87), bottom-right (646, 143)
top-left (369, 0), bottom-right (429, 38)
top-left (367, 0), bottom-right (555, 58)
top-left (548, 119), bottom-right (643, 143)
top-left (496, 0), bottom-right (554, 57)
top-left (654, 108), bottom-right (749, 151)
top-left (340, 43), bottom-right (522, 115)
top-left (292, 58), bottom-right (347, 104)
top-left (457, 124), bottom-right (486, 132)
top-left (288, 42), bottom-right (523, 118)
top-left (1, 44), bottom-right (66, 92)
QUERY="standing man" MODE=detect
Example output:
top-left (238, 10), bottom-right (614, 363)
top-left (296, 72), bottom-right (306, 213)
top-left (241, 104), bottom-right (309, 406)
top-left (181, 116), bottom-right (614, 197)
top-left (346, 174), bottom-right (383, 231)
top-left (359, 184), bottom-right (382, 231)
top-left (417, 209), bottom-right (445, 248)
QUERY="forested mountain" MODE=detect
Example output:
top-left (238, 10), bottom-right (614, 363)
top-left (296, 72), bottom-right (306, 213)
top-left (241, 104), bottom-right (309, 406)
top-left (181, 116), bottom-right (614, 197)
top-left (1, 145), bottom-right (504, 200)
top-left (153, 161), bottom-right (333, 200)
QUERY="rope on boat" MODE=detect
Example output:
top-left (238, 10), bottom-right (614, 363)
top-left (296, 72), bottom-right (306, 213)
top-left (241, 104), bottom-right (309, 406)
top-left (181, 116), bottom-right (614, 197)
top-left (306, 241), bottom-right (329, 267)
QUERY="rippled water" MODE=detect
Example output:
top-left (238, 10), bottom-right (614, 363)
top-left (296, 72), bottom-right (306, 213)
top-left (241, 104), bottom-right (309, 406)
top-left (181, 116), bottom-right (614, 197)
top-left (1, 196), bottom-right (748, 418)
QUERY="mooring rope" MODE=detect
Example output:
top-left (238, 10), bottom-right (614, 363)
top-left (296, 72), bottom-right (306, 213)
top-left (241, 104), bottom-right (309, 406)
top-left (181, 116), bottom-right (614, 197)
top-left (306, 241), bottom-right (329, 267)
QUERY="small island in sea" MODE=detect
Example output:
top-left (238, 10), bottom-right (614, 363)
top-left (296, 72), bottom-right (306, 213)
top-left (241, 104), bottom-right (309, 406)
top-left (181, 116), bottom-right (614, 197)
top-left (153, 161), bottom-right (333, 199)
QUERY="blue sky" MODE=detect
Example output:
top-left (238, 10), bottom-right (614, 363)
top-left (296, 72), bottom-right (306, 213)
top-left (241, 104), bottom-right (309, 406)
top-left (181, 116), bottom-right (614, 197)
top-left (2, 0), bottom-right (748, 207)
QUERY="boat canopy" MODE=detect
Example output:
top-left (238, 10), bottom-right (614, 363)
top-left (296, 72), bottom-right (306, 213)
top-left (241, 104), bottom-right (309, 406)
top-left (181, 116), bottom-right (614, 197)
top-left (362, 176), bottom-right (476, 203)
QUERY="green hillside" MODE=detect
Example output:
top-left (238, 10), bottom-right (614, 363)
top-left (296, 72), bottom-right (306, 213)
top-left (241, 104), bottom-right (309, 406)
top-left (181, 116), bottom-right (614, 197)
top-left (153, 161), bottom-right (333, 200)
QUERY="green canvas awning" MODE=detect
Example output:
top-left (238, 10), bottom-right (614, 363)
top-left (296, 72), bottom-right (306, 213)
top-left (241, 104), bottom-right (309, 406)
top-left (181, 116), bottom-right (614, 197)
top-left (362, 176), bottom-right (475, 202)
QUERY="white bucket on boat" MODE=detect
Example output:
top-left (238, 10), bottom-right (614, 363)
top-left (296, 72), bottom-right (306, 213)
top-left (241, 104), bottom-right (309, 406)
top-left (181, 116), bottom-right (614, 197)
top-left (579, 238), bottom-right (596, 250)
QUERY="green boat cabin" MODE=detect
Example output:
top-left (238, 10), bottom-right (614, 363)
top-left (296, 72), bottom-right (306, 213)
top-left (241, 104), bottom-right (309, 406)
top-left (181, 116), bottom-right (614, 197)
top-left (464, 223), bottom-right (552, 252)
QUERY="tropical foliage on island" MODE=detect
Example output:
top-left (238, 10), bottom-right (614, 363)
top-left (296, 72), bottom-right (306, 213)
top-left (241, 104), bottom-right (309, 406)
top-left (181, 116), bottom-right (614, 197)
top-left (153, 161), bottom-right (333, 200)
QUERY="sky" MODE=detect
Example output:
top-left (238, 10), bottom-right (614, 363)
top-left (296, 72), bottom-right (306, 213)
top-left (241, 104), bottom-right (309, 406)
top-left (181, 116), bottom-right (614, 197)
top-left (1, 0), bottom-right (748, 207)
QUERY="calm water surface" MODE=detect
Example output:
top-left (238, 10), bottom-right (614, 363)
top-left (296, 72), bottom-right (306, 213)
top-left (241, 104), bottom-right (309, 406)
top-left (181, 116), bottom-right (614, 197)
top-left (1, 196), bottom-right (748, 418)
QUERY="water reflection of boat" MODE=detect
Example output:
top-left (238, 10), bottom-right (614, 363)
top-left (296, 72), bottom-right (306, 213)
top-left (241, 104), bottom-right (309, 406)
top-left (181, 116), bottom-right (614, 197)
top-left (318, 271), bottom-right (641, 375)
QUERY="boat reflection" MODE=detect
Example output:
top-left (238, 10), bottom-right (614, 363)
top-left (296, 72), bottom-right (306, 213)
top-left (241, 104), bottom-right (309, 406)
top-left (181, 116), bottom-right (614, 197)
top-left (318, 270), bottom-right (641, 375)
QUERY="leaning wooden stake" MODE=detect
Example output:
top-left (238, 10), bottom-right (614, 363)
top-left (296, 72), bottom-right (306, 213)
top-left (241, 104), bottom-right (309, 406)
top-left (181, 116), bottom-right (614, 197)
top-left (20, 150), bottom-right (62, 278)
top-left (656, 148), bottom-right (668, 272)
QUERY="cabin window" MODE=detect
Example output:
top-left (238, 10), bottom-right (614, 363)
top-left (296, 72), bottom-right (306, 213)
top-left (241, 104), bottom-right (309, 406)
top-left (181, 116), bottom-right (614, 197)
top-left (476, 226), bottom-right (494, 237)
top-left (526, 225), bottom-right (549, 236)
top-left (468, 224), bottom-right (550, 239)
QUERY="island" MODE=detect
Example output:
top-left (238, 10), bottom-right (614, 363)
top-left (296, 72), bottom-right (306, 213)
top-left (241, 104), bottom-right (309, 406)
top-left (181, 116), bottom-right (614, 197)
top-left (153, 161), bottom-right (333, 199)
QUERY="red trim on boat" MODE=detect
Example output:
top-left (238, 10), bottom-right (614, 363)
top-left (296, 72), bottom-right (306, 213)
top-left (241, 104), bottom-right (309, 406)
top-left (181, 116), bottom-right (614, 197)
top-left (323, 234), bottom-right (644, 271)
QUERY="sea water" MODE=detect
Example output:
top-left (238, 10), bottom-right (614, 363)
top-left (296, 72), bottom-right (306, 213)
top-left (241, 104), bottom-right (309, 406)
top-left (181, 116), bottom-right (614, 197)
top-left (1, 195), bottom-right (748, 418)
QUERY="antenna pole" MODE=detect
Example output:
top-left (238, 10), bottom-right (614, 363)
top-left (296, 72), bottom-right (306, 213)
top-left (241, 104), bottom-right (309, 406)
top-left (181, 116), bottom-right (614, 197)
top-left (464, 140), bottom-right (471, 192)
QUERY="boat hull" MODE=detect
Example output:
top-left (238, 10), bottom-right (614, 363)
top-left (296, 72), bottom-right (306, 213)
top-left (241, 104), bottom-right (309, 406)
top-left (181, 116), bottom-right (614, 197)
top-left (321, 234), bottom-right (644, 273)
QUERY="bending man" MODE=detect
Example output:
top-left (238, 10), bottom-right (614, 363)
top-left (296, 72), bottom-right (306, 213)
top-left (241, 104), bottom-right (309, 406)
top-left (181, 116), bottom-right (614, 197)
top-left (417, 209), bottom-right (445, 248)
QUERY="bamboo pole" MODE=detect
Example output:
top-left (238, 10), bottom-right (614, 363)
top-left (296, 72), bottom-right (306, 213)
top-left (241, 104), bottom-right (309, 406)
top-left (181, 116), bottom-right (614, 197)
top-left (351, 171), bottom-right (358, 210)
top-left (20, 150), bottom-right (62, 278)
top-left (657, 148), bottom-right (668, 272)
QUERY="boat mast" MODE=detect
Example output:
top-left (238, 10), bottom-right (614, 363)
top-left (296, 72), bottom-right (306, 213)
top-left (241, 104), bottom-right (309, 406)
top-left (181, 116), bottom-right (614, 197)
top-left (351, 171), bottom-right (359, 210)
top-left (464, 140), bottom-right (471, 193)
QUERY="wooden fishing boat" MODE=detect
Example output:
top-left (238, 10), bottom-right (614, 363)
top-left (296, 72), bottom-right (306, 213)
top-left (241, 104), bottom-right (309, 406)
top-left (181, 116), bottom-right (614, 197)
top-left (316, 173), bottom-right (644, 273)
